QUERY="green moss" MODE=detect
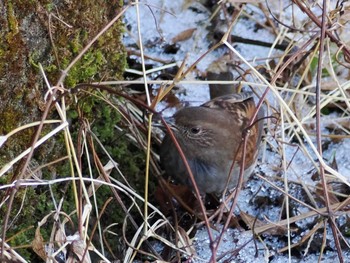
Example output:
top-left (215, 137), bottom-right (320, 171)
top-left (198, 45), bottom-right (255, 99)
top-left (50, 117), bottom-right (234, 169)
top-left (0, 0), bottom-right (129, 260)
top-left (63, 50), bottom-right (107, 87)
top-left (45, 2), bottom-right (55, 12)
top-left (0, 46), bottom-right (5, 57)
top-left (69, 31), bottom-right (84, 54)
top-left (7, 1), bottom-right (19, 42)
top-left (0, 108), bottom-right (21, 133)
top-left (4, 187), bottom-right (55, 261)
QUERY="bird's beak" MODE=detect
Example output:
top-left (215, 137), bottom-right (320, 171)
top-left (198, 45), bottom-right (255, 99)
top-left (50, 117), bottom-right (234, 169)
top-left (162, 116), bottom-right (178, 132)
top-left (154, 115), bottom-right (177, 132)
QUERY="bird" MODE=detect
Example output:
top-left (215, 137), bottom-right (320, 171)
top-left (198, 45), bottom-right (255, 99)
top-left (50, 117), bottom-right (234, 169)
top-left (159, 92), bottom-right (264, 195)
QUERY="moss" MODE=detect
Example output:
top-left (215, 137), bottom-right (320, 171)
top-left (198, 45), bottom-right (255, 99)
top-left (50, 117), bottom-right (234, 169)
top-left (63, 50), bottom-right (107, 87)
top-left (6, 1), bottom-right (19, 42)
top-left (0, 0), bottom-right (128, 261)
top-left (0, 108), bottom-right (22, 134)
top-left (0, 0), bottom-right (127, 160)
top-left (69, 31), bottom-right (85, 54)
top-left (3, 187), bottom-right (55, 261)
top-left (45, 2), bottom-right (55, 12)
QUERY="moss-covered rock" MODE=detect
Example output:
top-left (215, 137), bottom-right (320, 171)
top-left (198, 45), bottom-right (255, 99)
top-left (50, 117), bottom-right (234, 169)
top-left (0, 0), bottom-right (130, 261)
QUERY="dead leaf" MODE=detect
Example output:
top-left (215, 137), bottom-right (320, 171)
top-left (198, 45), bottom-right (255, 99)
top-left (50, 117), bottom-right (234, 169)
top-left (155, 182), bottom-right (197, 215)
top-left (241, 211), bottom-right (296, 236)
top-left (32, 211), bottom-right (56, 260)
top-left (87, 160), bottom-right (117, 197)
top-left (32, 226), bottom-right (47, 261)
top-left (177, 226), bottom-right (196, 257)
top-left (278, 220), bottom-right (323, 253)
top-left (315, 181), bottom-right (340, 205)
top-left (70, 238), bottom-right (91, 263)
top-left (171, 28), bottom-right (196, 43)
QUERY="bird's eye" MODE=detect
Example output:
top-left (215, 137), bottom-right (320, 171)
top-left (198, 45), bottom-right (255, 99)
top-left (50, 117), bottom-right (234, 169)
top-left (190, 127), bottom-right (201, 134)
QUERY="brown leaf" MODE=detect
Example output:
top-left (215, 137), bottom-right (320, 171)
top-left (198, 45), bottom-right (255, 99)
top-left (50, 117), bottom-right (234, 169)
top-left (155, 182), bottom-right (197, 215)
top-left (240, 211), bottom-right (264, 230)
top-left (221, 212), bottom-right (241, 229)
top-left (32, 226), bottom-right (47, 261)
top-left (177, 226), bottom-right (196, 257)
top-left (70, 237), bottom-right (90, 263)
top-left (278, 221), bottom-right (323, 253)
top-left (171, 28), bottom-right (196, 43)
top-left (241, 211), bottom-right (293, 236)
top-left (315, 181), bottom-right (340, 205)
top-left (32, 212), bottom-right (56, 261)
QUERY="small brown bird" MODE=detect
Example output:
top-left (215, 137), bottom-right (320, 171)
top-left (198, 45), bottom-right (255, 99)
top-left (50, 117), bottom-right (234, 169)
top-left (160, 92), bottom-right (264, 194)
